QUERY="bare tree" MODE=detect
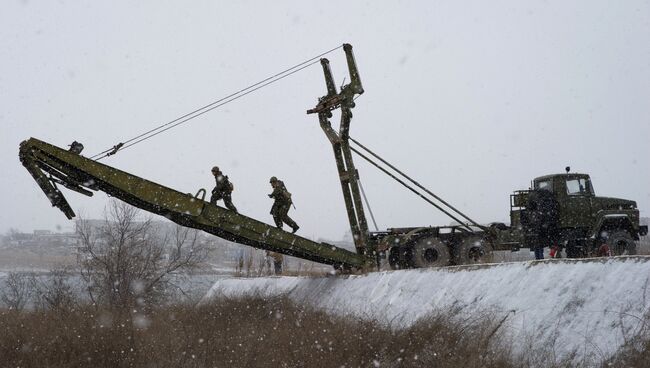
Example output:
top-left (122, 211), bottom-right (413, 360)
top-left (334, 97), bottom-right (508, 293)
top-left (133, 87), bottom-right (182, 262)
top-left (255, 251), bottom-right (267, 276)
top-left (244, 248), bottom-right (254, 277)
top-left (2, 228), bottom-right (23, 246)
top-left (31, 268), bottom-right (77, 312)
top-left (76, 200), bottom-right (206, 310)
top-left (235, 251), bottom-right (244, 277)
top-left (0, 271), bottom-right (33, 311)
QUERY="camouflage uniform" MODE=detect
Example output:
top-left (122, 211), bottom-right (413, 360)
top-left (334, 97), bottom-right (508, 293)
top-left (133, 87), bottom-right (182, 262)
top-left (268, 177), bottom-right (299, 233)
top-left (210, 167), bottom-right (237, 212)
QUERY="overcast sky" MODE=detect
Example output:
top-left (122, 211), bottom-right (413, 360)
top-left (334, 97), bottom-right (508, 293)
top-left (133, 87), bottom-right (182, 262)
top-left (2, 1), bottom-right (649, 240)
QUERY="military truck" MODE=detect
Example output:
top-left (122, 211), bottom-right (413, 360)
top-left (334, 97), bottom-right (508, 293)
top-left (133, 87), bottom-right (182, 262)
top-left (19, 44), bottom-right (648, 271)
top-left (507, 170), bottom-right (647, 257)
top-left (306, 44), bottom-right (647, 268)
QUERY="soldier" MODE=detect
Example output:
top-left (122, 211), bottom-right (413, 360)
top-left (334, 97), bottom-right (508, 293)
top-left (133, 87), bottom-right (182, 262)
top-left (210, 166), bottom-right (237, 212)
top-left (533, 244), bottom-right (545, 260)
top-left (268, 176), bottom-right (299, 233)
top-left (266, 251), bottom-right (284, 275)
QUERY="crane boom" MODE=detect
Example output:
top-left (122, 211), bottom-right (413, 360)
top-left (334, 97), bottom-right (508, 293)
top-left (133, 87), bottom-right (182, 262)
top-left (19, 138), bottom-right (370, 269)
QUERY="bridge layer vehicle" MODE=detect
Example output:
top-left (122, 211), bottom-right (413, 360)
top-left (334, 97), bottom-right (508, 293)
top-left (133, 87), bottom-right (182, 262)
top-left (20, 44), bottom-right (647, 270)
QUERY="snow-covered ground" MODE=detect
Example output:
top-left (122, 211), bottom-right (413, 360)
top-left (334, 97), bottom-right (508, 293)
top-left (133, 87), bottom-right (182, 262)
top-left (205, 256), bottom-right (650, 363)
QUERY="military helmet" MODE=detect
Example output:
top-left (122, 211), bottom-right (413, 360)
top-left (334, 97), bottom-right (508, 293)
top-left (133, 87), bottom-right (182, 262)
top-left (269, 176), bottom-right (278, 183)
top-left (211, 166), bottom-right (220, 173)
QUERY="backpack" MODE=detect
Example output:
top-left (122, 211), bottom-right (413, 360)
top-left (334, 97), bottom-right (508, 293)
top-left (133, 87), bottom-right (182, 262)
top-left (280, 183), bottom-right (291, 200)
top-left (283, 188), bottom-right (291, 200)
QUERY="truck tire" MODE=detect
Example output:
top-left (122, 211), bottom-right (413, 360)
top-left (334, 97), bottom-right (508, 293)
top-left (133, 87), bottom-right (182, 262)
top-left (565, 240), bottom-right (585, 258)
top-left (457, 236), bottom-right (493, 264)
top-left (411, 236), bottom-right (450, 268)
top-left (606, 231), bottom-right (637, 256)
top-left (388, 246), bottom-right (415, 270)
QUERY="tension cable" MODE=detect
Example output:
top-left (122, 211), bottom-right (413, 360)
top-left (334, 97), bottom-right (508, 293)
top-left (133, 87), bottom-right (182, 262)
top-left (357, 179), bottom-right (379, 231)
top-left (348, 144), bottom-right (474, 232)
top-left (349, 137), bottom-right (484, 230)
top-left (91, 45), bottom-right (344, 160)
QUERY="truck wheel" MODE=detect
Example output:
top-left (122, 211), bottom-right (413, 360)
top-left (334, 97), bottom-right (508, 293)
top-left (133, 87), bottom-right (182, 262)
top-left (387, 247), bottom-right (413, 269)
top-left (607, 231), bottom-right (637, 256)
top-left (565, 240), bottom-right (585, 258)
top-left (411, 237), bottom-right (450, 268)
top-left (457, 236), bottom-right (493, 264)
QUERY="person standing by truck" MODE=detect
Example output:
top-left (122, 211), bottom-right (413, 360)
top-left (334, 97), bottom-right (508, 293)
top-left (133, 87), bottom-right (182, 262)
top-left (268, 176), bottom-right (299, 233)
top-left (266, 251), bottom-right (284, 275)
top-left (210, 166), bottom-right (237, 212)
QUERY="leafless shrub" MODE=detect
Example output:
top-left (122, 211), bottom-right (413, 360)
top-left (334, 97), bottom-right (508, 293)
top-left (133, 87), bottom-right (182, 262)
top-left (244, 248), bottom-right (254, 277)
top-left (265, 253), bottom-right (272, 275)
top-left (601, 280), bottom-right (650, 367)
top-left (234, 251), bottom-right (244, 276)
top-left (236, 248), bottom-right (269, 277)
top-left (76, 200), bottom-right (206, 310)
top-left (255, 251), bottom-right (267, 276)
top-left (602, 311), bottom-right (650, 367)
top-left (30, 267), bottom-right (77, 312)
top-left (0, 271), bottom-right (34, 311)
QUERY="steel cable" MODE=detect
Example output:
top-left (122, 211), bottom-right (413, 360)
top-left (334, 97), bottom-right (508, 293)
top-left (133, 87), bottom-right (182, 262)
top-left (91, 45), bottom-right (343, 160)
top-left (349, 137), bottom-right (484, 230)
top-left (348, 144), bottom-right (474, 231)
top-left (358, 179), bottom-right (379, 231)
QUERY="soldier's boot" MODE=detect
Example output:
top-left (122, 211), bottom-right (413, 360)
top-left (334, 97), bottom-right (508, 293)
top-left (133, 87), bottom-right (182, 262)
top-left (225, 201), bottom-right (238, 213)
top-left (284, 216), bottom-right (299, 233)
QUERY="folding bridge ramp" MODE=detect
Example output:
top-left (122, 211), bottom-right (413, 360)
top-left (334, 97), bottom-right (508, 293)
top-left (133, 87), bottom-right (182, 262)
top-left (19, 138), bottom-right (370, 269)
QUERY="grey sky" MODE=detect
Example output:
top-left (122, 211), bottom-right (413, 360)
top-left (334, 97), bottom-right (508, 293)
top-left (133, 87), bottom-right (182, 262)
top-left (2, 1), bottom-right (649, 240)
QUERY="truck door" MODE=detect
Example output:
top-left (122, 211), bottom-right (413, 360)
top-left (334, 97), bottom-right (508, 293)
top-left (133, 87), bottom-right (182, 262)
top-left (560, 176), bottom-right (594, 230)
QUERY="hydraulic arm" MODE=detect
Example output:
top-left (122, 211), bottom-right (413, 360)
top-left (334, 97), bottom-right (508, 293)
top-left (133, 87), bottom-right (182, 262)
top-left (19, 138), bottom-right (370, 269)
top-left (308, 44), bottom-right (371, 255)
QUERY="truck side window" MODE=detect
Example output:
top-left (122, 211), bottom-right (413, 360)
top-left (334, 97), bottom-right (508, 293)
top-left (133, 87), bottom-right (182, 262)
top-left (536, 180), bottom-right (552, 191)
top-left (566, 178), bottom-right (590, 195)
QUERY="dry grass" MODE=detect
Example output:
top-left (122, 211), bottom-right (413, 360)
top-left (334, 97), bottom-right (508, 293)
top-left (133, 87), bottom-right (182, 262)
top-left (0, 295), bottom-right (648, 367)
top-left (0, 296), bottom-right (514, 368)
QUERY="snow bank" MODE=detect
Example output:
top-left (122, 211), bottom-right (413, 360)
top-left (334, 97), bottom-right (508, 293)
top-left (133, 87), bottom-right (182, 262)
top-left (205, 256), bottom-right (650, 362)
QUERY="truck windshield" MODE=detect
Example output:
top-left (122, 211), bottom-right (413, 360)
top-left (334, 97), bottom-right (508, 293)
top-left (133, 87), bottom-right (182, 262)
top-left (566, 178), bottom-right (593, 195)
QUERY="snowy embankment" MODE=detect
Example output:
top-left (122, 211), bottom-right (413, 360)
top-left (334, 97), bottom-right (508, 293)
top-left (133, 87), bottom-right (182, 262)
top-left (205, 256), bottom-right (650, 362)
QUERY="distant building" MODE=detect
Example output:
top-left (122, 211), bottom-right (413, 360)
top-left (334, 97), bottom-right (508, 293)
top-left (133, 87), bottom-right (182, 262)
top-left (1, 229), bottom-right (77, 247)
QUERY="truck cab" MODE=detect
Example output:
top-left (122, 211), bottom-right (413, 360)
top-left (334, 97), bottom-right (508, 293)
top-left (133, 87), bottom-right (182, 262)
top-left (534, 173), bottom-right (596, 230)
top-left (509, 172), bottom-right (647, 257)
